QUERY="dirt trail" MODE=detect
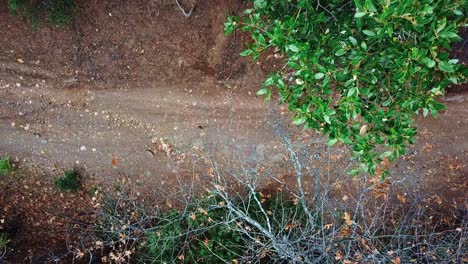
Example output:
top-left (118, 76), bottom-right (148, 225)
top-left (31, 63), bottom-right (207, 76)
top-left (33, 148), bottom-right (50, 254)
top-left (0, 76), bottom-right (287, 186)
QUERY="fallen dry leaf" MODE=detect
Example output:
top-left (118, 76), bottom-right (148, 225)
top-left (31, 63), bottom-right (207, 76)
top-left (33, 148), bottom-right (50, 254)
top-left (397, 194), bottom-right (407, 204)
top-left (359, 124), bottom-right (368, 136)
top-left (340, 226), bottom-right (352, 237)
top-left (111, 156), bottom-right (119, 167)
top-left (343, 212), bottom-right (353, 226)
top-left (198, 208), bottom-right (208, 215)
top-left (335, 251), bottom-right (343, 260)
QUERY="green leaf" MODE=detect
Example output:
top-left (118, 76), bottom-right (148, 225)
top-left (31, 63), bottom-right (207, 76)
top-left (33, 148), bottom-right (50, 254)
top-left (288, 44), bottom-right (299, 52)
top-left (364, 0), bottom-right (377, 12)
top-left (339, 137), bottom-right (353, 144)
top-left (254, 0), bottom-right (267, 9)
top-left (439, 31), bottom-right (460, 39)
top-left (349, 36), bottom-right (358, 46)
top-left (422, 108), bottom-right (429, 117)
top-left (327, 138), bottom-right (338, 146)
top-left (314, 73), bottom-right (325, 79)
top-left (264, 76), bottom-right (275, 86)
top-left (256, 88), bottom-right (268, 95)
top-left (453, 10), bottom-right (462, 16)
top-left (335, 49), bottom-right (346, 56)
top-left (347, 87), bottom-right (358, 97)
top-left (362, 29), bottom-right (376, 36)
top-left (322, 75), bottom-right (330, 87)
top-left (361, 42), bottom-right (367, 50)
top-left (324, 115), bottom-right (331, 124)
top-left (224, 23), bottom-right (235, 35)
top-left (293, 116), bottom-right (307, 125)
top-left (240, 49), bottom-right (253, 57)
top-left (354, 12), bottom-right (366, 18)
top-left (438, 61), bottom-right (455, 73)
top-left (422, 57), bottom-right (436, 68)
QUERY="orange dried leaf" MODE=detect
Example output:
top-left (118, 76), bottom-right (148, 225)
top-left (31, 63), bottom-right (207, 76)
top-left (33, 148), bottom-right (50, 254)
top-left (335, 252), bottom-right (343, 260)
top-left (397, 194), bottom-right (407, 204)
top-left (340, 226), bottom-right (352, 237)
top-left (343, 212), bottom-right (353, 226)
top-left (198, 208), bottom-right (208, 215)
top-left (190, 212), bottom-right (196, 221)
top-left (111, 156), bottom-right (119, 167)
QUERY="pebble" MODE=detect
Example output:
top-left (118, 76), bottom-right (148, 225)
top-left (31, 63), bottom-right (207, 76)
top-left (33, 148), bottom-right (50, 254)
top-left (40, 139), bottom-right (48, 144)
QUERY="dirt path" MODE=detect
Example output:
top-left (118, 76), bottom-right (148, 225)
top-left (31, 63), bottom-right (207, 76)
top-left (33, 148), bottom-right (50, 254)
top-left (0, 73), bottom-right (289, 186)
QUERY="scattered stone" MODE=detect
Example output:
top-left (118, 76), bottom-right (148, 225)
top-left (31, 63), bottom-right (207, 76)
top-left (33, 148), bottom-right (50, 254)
top-left (144, 171), bottom-right (152, 177)
top-left (40, 139), bottom-right (48, 144)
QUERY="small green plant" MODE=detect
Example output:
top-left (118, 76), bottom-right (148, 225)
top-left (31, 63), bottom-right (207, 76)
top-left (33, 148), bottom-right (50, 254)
top-left (0, 158), bottom-right (13, 176)
top-left (54, 170), bottom-right (81, 192)
top-left (0, 233), bottom-right (10, 248)
top-left (8, 0), bottom-right (78, 27)
top-left (146, 195), bottom-right (244, 263)
top-left (143, 192), bottom-right (308, 263)
top-left (225, 0), bottom-right (467, 174)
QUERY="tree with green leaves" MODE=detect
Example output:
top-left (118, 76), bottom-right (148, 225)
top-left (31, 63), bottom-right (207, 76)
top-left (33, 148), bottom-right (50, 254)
top-left (225, 0), bottom-right (467, 175)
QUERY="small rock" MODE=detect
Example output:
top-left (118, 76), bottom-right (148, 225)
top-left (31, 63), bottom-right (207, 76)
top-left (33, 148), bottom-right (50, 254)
top-left (40, 139), bottom-right (48, 144)
top-left (80, 146), bottom-right (87, 151)
top-left (144, 171), bottom-right (152, 177)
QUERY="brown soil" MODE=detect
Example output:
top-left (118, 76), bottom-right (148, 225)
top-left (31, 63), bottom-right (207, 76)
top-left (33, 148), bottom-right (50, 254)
top-left (0, 1), bottom-right (467, 262)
